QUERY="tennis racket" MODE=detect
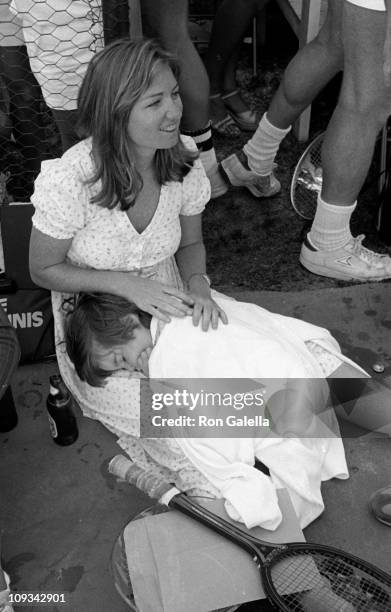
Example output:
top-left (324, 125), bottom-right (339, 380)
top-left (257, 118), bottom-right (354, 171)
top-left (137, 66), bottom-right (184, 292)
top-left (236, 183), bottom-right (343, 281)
top-left (109, 455), bottom-right (391, 612)
top-left (291, 132), bottom-right (324, 221)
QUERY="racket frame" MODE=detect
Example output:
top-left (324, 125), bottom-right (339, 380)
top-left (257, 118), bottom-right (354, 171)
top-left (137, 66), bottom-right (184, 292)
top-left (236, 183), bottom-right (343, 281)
top-left (109, 455), bottom-right (391, 611)
top-left (168, 492), bottom-right (391, 611)
top-left (290, 131), bottom-right (324, 220)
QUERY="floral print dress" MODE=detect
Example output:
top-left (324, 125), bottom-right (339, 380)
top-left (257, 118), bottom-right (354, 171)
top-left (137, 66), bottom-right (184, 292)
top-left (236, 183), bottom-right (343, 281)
top-left (31, 135), bottom-right (218, 496)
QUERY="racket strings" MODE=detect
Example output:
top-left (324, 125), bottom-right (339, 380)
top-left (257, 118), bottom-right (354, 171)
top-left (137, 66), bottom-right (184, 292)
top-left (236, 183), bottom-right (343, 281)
top-left (292, 135), bottom-right (323, 220)
top-left (268, 549), bottom-right (391, 611)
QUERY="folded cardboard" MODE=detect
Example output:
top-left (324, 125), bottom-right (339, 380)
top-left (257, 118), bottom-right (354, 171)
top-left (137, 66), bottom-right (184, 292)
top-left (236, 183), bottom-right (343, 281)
top-left (124, 489), bottom-right (306, 612)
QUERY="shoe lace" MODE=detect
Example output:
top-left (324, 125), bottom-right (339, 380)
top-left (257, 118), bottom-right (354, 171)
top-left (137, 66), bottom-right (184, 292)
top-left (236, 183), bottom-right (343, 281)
top-left (351, 235), bottom-right (387, 265)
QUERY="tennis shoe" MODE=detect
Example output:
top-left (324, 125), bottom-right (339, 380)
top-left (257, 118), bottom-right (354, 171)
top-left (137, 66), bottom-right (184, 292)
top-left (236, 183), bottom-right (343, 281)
top-left (220, 153), bottom-right (280, 198)
top-left (300, 234), bottom-right (391, 281)
top-left (369, 485), bottom-right (391, 527)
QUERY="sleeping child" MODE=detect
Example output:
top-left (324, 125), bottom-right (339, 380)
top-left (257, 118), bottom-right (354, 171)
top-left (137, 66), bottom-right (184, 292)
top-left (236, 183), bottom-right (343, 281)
top-left (64, 291), bottom-right (388, 531)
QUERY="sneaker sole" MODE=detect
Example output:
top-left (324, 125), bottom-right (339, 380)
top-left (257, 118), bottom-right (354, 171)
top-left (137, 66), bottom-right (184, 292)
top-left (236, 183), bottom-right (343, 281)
top-left (246, 182), bottom-right (281, 199)
top-left (219, 159), bottom-right (281, 199)
top-left (372, 514), bottom-right (391, 527)
top-left (227, 110), bottom-right (258, 133)
top-left (299, 252), bottom-right (391, 282)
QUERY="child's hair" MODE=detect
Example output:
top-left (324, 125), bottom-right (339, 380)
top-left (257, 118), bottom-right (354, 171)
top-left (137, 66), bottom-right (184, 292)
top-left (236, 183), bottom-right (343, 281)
top-left (77, 37), bottom-right (198, 211)
top-left (65, 292), bottom-right (152, 387)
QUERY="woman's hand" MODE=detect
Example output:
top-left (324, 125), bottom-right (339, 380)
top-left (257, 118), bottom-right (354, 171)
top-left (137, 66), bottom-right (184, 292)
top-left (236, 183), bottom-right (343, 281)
top-left (187, 275), bottom-right (228, 331)
top-left (123, 275), bottom-right (194, 322)
top-left (175, 214), bottom-right (227, 329)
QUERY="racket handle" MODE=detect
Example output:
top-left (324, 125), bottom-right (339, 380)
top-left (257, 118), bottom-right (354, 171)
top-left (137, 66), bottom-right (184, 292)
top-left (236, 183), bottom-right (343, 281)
top-left (108, 454), bottom-right (177, 502)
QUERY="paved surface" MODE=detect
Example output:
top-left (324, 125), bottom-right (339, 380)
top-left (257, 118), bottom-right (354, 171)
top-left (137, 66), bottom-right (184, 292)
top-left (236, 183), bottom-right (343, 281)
top-left (1, 282), bottom-right (391, 611)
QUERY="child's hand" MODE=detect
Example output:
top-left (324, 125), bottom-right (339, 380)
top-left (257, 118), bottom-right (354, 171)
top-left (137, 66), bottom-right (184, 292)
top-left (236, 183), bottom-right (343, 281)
top-left (136, 347), bottom-right (152, 377)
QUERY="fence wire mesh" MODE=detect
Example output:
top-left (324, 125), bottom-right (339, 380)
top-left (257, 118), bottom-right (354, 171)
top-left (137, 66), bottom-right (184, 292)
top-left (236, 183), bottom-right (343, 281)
top-left (0, 0), bottom-right (130, 202)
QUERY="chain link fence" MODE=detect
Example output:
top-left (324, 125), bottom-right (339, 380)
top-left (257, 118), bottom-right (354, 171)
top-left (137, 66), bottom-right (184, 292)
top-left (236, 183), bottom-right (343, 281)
top-left (0, 0), bottom-right (131, 202)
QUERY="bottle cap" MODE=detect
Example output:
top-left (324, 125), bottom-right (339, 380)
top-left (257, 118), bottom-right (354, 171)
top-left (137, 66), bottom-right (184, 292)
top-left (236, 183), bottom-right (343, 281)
top-left (108, 455), bottom-right (131, 481)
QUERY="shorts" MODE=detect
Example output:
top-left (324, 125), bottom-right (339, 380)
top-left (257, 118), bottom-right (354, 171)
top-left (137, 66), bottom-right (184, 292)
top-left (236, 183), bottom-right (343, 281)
top-left (345, 0), bottom-right (385, 10)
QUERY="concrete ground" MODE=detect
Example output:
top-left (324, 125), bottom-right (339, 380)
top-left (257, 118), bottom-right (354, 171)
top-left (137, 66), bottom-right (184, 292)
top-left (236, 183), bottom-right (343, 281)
top-left (1, 282), bottom-right (391, 611)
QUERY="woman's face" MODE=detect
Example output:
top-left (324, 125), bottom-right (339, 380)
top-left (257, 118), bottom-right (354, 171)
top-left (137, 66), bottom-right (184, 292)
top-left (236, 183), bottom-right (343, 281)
top-left (128, 63), bottom-right (183, 153)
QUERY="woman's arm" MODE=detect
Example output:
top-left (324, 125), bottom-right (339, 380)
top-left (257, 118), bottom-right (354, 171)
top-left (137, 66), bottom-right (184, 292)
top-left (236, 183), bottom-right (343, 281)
top-left (175, 214), bottom-right (228, 330)
top-left (29, 227), bottom-right (194, 321)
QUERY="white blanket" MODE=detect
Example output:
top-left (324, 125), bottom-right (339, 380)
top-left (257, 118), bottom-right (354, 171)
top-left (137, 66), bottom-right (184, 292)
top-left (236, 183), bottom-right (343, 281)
top-left (148, 295), bottom-right (362, 529)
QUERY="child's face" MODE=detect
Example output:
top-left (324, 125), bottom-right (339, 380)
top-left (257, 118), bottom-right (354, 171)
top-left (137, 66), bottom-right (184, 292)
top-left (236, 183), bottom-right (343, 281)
top-left (92, 318), bottom-right (153, 374)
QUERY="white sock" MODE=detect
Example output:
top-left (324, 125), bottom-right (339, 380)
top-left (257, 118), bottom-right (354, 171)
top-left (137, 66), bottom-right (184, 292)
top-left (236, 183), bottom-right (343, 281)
top-left (243, 113), bottom-right (291, 176)
top-left (308, 195), bottom-right (356, 251)
top-left (183, 123), bottom-right (227, 197)
top-left (183, 123), bottom-right (218, 175)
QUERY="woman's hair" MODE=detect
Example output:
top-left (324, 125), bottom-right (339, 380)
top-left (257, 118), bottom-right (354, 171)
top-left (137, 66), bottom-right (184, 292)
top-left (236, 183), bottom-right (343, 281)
top-left (65, 292), bottom-right (152, 388)
top-left (77, 37), bottom-right (198, 210)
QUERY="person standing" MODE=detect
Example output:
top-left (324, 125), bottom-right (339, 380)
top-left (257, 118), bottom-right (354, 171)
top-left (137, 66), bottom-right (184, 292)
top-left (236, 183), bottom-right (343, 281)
top-left (205, 0), bottom-right (268, 136)
top-left (141, 0), bottom-right (228, 198)
top-left (29, 39), bottom-right (227, 472)
top-left (10, 0), bottom-right (104, 152)
top-left (221, 0), bottom-right (391, 281)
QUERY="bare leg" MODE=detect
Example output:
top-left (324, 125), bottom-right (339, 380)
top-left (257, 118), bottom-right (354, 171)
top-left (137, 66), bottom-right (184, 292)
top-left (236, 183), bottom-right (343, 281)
top-left (223, 0), bottom-right (344, 193)
top-left (141, 0), bottom-right (209, 131)
top-left (329, 363), bottom-right (391, 435)
top-left (321, 2), bottom-right (391, 205)
top-left (300, 4), bottom-right (391, 279)
top-left (205, 0), bottom-right (267, 130)
top-left (265, 377), bottom-right (331, 437)
top-left (221, 46), bottom-right (241, 94)
top-left (205, 0), bottom-right (264, 93)
top-left (267, 0), bottom-right (343, 129)
top-left (141, 0), bottom-right (228, 197)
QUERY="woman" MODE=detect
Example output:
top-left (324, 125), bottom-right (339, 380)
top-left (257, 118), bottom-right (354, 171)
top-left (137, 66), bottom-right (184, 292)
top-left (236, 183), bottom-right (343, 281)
top-left (29, 38), bottom-right (227, 483)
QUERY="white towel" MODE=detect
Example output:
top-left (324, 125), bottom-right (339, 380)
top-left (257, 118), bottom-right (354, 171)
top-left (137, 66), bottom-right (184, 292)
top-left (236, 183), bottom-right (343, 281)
top-left (148, 295), bottom-right (352, 529)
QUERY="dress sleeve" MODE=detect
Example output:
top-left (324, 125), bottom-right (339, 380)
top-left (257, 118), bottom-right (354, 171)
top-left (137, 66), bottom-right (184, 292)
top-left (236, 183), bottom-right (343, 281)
top-left (180, 135), bottom-right (211, 216)
top-left (31, 158), bottom-right (88, 240)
